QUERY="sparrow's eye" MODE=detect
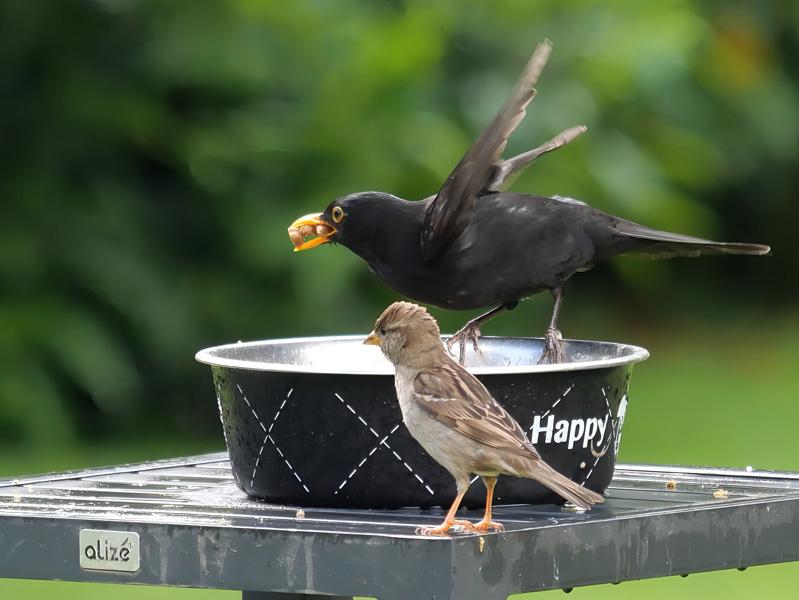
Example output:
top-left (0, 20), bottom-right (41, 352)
top-left (331, 206), bottom-right (344, 223)
top-left (379, 328), bottom-right (386, 336)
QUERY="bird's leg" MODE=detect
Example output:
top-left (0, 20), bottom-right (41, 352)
top-left (447, 302), bottom-right (517, 365)
top-left (487, 125), bottom-right (588, 192)
top-left (416, 484), bottom-right (471, 536)
top-left (538, 288), bottom-right (566, 365)
top-left (472, 476), bottom-right (504, 532)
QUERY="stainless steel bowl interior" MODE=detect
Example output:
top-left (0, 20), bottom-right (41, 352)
top-left (196, 336), bottom-right (649, 376)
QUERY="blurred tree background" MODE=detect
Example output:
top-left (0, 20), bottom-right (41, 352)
top-left (1, 0), bottom-right (798, 597)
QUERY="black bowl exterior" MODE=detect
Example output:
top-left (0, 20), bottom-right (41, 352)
top-left (212, 364), bottom-right (631, 509)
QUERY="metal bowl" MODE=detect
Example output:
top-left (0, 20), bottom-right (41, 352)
top-left (196, 336), bottom-right (648, 509)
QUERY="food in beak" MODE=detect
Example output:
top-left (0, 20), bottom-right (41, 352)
top-left (287, 213), bottom-right (336, 252)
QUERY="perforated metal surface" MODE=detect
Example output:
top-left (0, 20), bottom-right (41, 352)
top-left (1, 454), bottom-right (798, 599)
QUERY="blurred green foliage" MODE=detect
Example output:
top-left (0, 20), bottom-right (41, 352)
top-left (1, 0), bottom-right (797, 477)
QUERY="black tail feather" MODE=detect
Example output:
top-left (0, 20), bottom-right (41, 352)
top-left (614, 221), bottom-right (771, 259)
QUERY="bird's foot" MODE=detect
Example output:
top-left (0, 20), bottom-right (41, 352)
top-left (450, 519), bottom-right (479, 533)
top-left (471, 518), bottom-right (505, 533)
top-left (447, 322), bottom-right (485, 365)
top-left (415, 524), bottom-right (448, 536)
top-left (415, 518), bottom-right (479, 536)
top-left (538, 327), bottom-right (566, 364)
top-left (415, 518), bottom-right (466, 536)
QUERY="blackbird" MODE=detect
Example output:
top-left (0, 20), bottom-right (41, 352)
top-left (289, 41), bottom-right (770, 364)
top-left (364, 301), bottom-right (604, 535)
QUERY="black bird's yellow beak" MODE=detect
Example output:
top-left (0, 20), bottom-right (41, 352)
top-left (288, 213), bottom-right (336, 252)
top-left (363, 331), bottom-right (381, 346)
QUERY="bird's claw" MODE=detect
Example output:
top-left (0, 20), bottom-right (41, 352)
top-left (447, 323), bottom-right (485, 365)
top-left (451, 519), bottom-right (479, 532)
top-left (414, 518), bottom-right (504, 535)
top-left (415, 519), bottom-right (477, 536)
top-left (471, 519), bottom-right (505, 533)
top-left (415, 524), bottom-right (453, 536)
top-left (538, 327), bottom-right (565, 364)
top-left (415, 525), bottom-right (448, 536)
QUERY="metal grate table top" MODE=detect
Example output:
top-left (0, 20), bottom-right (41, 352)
top-left (1, 453), bottom-right (798, 599)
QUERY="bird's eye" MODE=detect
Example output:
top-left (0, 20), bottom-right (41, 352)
top-left (379, 328), bottom-right (386, 336)
top-left (331, 206), bottom-right (344, 223)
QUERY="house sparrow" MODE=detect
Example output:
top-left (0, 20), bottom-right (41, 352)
top-left (290, 41), bottom-right (770, 365)
top-left (364, 301), bottom-right (604, 535)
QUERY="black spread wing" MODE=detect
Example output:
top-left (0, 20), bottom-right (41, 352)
top-left (419, 42), bottom-right (552, 260)
top-left (412, 363), bottom-right (539, 458)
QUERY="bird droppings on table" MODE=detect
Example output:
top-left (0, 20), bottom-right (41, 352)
top-left (666, 479), bottom-right (677, 490)
top-left (714, 488), bottom-right (730, 499)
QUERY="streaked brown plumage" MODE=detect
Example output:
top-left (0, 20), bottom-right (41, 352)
top-left (364, 301), bottom-right (603, 535)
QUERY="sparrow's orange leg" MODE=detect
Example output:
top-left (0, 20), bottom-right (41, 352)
top-left (473, 476), bottom-right (504, 532)
top-left (416, 487), bottom-right (471, 535)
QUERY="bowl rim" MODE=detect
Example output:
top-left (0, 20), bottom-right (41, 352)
top-left (195, 335), bottom-right (649, 376)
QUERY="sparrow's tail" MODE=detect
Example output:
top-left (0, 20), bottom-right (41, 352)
top-left (611, 220), bottom-right (771, 260)
top-left (524, 461), bottom-right (604, 510)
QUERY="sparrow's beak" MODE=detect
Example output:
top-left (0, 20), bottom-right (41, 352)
top-left (363, 331), bottom-right (381, 346)
top-left (288, 213), bottom-right (336, 252)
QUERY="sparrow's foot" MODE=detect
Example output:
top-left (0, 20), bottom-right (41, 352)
top-left (415, 524), bottom-right (448, 536)
top-left (538, 327), bottom-right (566, 364)
top-left (414, 521), bottom-right (454, 536)
top-left (471, 518), bottom-right (505, 533)
top-left (447, 323), bottom-right (485, 365)
top-left (415, 517), bottom-right (478, 536)
top-left (451, 518), bottom-right (479, 532)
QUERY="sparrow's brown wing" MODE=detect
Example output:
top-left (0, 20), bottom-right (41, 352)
top-left (412, 362), bottom-right (540, 458)
top-left (420, 41), bottom-right (552, 261)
